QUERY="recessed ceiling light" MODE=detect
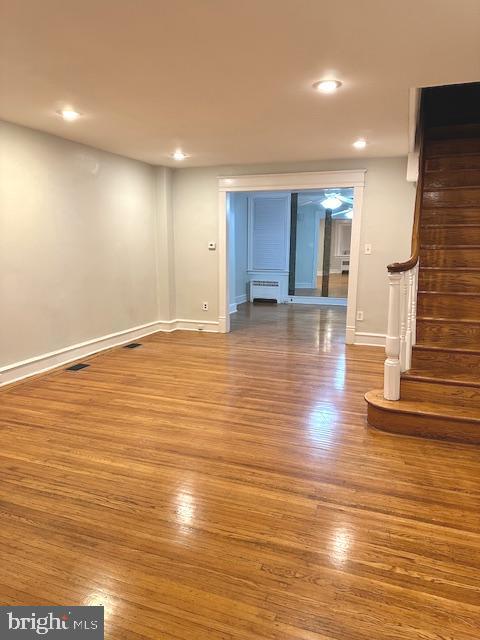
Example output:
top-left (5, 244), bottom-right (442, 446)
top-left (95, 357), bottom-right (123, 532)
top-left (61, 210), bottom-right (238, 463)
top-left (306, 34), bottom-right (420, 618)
top-left (313, 79), bottom-right (342, 94)
top-left (57, 108), bottom-right (81, 122)
top-left (353, 138), bottom-right (367, 149)
top-left (172, 149), bottom-right (188, 161)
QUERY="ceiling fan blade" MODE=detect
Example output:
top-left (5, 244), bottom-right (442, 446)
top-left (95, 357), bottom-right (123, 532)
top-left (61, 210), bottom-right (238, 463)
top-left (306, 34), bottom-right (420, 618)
top-left (332, 208), bottom-right (353, 216)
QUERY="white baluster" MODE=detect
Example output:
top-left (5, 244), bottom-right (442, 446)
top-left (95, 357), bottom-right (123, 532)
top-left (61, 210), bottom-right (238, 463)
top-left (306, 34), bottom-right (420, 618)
top-left (411, 264), bottom-right (418, 346)
top-left (404, 268), bottom-right (414, 371)
top-left (384, 272), bottom-right (402, 400)
top-left (399, 272), bottom-right (408, 372)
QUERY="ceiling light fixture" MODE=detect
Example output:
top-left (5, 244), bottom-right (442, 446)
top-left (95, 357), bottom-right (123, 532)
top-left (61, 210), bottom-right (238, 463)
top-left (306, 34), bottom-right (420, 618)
top-left (321, 195), bottom-right (342, 210)
top-left (57, 108), bottom-right (81, 122)
top-left (313, 79), bottom-right (342, 94)
top-left (353, 138), bottom-right (367, 149)
top-left (172, 149), bottom-right (188, 161)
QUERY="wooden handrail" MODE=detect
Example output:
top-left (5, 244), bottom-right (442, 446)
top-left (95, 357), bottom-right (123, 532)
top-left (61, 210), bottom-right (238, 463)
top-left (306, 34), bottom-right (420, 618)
top-left (387, 129), bottom-right (425, 273)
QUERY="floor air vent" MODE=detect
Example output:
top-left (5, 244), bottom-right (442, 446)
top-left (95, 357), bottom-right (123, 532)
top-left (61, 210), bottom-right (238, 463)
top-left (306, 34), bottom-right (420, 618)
top-left (66, 363), bottom-right (90, 372)
top-left (124, 342), bottom-right (142, 349)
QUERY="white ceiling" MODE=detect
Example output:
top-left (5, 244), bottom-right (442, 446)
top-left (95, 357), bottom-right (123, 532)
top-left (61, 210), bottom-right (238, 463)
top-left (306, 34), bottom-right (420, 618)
top-left (1, 0), bottom-right (479, 167)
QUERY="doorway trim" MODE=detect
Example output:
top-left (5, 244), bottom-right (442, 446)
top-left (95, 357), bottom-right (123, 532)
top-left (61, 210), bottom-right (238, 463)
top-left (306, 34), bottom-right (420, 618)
top-left (218, 170), bottom-right (366, 342)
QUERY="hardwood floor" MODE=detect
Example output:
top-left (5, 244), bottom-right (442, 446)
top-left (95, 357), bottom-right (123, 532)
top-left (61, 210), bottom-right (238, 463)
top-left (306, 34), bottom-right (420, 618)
top-left (296, 273), bottom-right (349, 298)
top-left (1, 303), bottom-right (480, 639)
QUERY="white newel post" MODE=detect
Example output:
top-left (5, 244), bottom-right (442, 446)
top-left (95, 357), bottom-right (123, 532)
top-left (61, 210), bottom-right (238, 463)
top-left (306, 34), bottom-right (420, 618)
top-left (384, 272), bottom-right (402, 400)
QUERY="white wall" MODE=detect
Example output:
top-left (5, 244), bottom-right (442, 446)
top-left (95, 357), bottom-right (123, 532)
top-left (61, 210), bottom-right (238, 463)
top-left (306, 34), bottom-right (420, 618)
top-left (0, 120), bottom-right (167, 369)
top-left (172, 158), bottom-right (416, 335)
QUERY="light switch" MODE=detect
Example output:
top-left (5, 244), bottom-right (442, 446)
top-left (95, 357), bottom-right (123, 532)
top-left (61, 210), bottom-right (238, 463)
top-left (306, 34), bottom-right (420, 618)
top-left (364, 244), bottom-right (372, 255)
top-left (208, 242), bottom-right (216, 250)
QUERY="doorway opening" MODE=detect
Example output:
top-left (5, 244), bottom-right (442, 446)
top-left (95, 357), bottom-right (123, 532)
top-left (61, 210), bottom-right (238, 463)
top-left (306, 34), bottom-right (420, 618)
top-left (218, 171), bottom-right (365, 342)
top-left (289, 188), bottom-right (353, 304)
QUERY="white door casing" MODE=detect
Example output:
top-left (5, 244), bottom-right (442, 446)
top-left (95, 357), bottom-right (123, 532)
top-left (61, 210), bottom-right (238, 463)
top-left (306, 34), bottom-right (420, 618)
top-left (218, 170), bottom-right (366, 340)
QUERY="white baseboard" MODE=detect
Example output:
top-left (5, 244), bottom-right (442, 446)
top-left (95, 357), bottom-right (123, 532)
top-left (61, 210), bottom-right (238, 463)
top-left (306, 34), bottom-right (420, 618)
top-left (0, 318), bottom-right (219, 388)
top-left (229, 302), bottom-right (237, 314)
top-left (235, 294), bottom-right (247, 305)
top-left (174, 319), bottom-right (219, 332)
top-left (353, 331), bottom-right (386, 347)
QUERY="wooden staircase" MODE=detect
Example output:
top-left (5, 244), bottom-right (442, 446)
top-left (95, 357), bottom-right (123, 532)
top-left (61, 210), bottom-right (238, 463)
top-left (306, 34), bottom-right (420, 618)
top-left (366, 122), bottom-right (480, 443)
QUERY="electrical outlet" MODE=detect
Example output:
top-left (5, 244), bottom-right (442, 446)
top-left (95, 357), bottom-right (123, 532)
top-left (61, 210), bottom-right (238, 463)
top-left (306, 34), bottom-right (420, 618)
top-left (202, 302), bottom-right (208, 311)
top-left (356, 310), bottom-right (364, 321)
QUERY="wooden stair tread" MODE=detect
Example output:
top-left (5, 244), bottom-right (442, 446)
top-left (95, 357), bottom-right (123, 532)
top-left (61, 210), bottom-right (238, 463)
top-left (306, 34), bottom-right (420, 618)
top-left (403, 368), bottom-right (480, 387)
top-left (417, 290), bottom-right (480, 297)
top-left (365, 390), bottom-right (480, 423)
top-left (424, 184), bottom-right (480, 191)
top-left (422, 223), bottom-right (480, 228)
top-left (425, 156), bottom-right (480, 173)
top-left (425, 151), bottom-right (480, 159)
top-left (414, 344), bottom-right (480, 355)
top-left (420, 244), bottom-right (480, 249)
top-left (417, 316), bottom-right (480, 324)
top-left (420, 266), bottom-right (480, 271)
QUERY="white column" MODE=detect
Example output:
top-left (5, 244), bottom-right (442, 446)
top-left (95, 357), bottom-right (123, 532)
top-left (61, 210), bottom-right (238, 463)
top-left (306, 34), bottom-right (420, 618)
top-left (384, 272), bottom-right (402, 400)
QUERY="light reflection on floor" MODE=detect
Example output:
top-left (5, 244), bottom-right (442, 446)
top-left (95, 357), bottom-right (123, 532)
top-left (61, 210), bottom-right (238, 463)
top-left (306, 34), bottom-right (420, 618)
top-left (329, 526), bottom-right (353, 569)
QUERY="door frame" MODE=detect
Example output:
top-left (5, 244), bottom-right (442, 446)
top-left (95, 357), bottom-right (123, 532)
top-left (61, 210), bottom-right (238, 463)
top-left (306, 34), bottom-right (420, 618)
top-left (218, 170), bottom-right (366, 343)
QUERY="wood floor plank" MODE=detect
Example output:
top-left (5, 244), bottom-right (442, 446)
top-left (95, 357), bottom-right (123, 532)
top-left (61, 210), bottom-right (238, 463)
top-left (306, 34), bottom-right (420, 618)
top-left (0, 303), bottom-right (479, 638)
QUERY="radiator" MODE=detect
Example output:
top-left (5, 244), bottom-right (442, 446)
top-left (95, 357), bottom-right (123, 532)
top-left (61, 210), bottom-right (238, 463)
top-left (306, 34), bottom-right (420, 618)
top-left (250, 280), bottom-right (281, 303)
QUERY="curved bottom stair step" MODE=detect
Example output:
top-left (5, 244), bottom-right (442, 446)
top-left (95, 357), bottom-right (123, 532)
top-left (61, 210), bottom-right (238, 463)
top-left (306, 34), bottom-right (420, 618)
top-left (365, 389), bottom-right (480, 445)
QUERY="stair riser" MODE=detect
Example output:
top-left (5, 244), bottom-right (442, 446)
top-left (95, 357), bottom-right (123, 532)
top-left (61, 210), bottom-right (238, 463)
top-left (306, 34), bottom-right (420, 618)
top-left (421, 208), bottom-right (480, 225)
top-left (417, 293), bottom-right (480, 319)
top-left (425, 138), bottom-right (480, 157)
top-left (423, 169), bottom-right (480, 190)
top-left (423, 188), bottom-right (480, 209)
top-left (416, 320), bottom-right (480, 349)
top-left (411, 348), bottom-right (480, 373)
top-left (425, 155), bottom-right (480, 173)
top-left (419, 269), bottom-right (480, 293)
top-left (421, 226), bottom-right (480, 245)
top-left (401, 378), bottom-right (480, 408)
top-left (420, 248), bottom-right (480, 268)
